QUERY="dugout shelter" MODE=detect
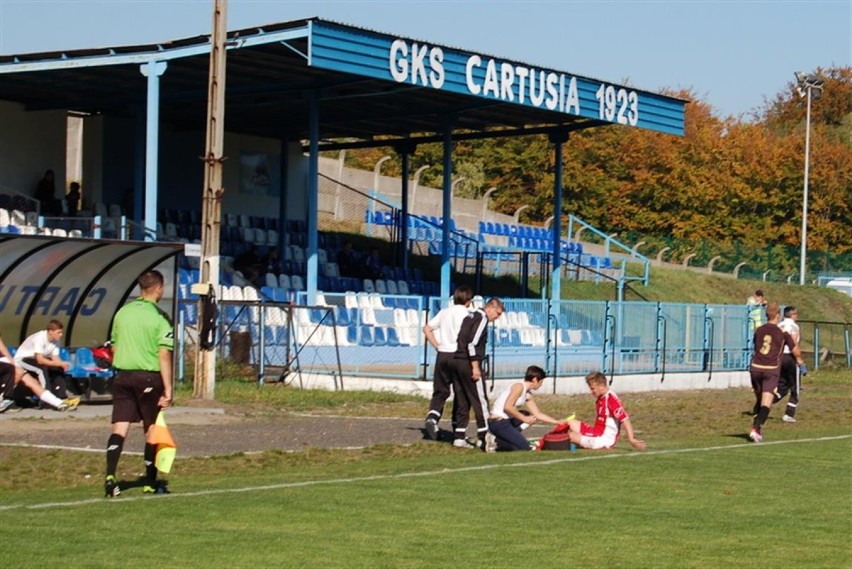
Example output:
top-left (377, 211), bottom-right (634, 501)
top-left (0, 234), bottom-right (181, 348)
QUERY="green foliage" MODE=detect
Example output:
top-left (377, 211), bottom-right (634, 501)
top-left (342, 66), bottom-right (851, 276)
top-left (564, 265), bottom-right (852, 322)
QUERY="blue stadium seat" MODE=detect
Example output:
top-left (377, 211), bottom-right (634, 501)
top-left (497, 328), bottom-right (511, 346)
top-left (359, 326), bottom-right (375, 347)
top-left (335, 306), bottom-right (351, 327)
top-left (510, 329), bottom-right (523, 346)
top-left (70, 347), bottom-right (113, 380)
top-left (346, 325), bottom-right (358, 345)
top-left (386, 327), bottom-right (401, 347)
top-left (183, 301), bottom-right (198, 325)
top-left (373, 327), bottom-right (388, 346)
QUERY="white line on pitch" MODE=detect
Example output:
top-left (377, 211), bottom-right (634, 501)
top-left (1, 435), bottom-right (848, 512)
top-left (0, 442), bottom-right (143, 455)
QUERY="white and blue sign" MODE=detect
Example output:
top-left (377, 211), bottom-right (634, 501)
top-left (309, 21), bottom-right (685, 136)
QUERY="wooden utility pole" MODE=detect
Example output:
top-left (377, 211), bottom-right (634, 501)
top-left (193, 0), bottom-right (228, 399)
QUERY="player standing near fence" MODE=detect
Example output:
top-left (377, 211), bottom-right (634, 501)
top-left (449, 297), bottom-right (504, 449)
top-left (748, 302), bottom-right (800, 443)
top-left (775, 305), bottom-right (807, 423)
top-left (422, 285), bottom-right (473, 440)
top-left (104, 270), bottom-right (174, 497)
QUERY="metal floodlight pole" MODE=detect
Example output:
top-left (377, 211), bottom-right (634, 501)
top-left (800, 84), bottom-right (812, 286)
top-left (794, 72), bottom-right (824, 286)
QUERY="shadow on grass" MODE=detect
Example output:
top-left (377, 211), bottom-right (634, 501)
top-left (115, 477), bottom-right (168, 495)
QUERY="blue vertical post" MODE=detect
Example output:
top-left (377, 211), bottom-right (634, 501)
top-left (549, 132), bottom-right (567, 304)
top-left (398, 144), bottom-right (413, 273)
top-left (306, 92), bottom-right (319, 306)
top-left (813, 325), bottom-right (820, 370)
top-left (133, 106), bottom-right (145, 236)
top-left (139, 61), bottom-right (167, 242)
top-left (440, 119), bottom-right (454, 300)
top-left (278, 141), bottom-right (289, 255)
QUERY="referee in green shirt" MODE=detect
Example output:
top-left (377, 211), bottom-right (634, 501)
top-left (104, 269), bottom-right (174, 497)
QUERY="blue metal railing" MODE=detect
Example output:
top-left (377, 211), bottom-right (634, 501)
top-left (173, 293), bottom-right (843, 386)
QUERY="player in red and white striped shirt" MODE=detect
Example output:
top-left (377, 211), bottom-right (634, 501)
top-left (565, 371), bottom-right (645, 450)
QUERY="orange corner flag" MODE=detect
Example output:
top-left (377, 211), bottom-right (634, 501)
top-left (149, 411), bottom-right (177, 474)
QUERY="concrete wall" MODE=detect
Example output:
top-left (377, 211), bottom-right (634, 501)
top-left (317, 155), bottom-right (516, 234)
top-left (0, 100), bottom-right (67, 199)
top-left (81, 115), bottom-right (104, 209)
top-left (76, 115), bottom-right (309, 219)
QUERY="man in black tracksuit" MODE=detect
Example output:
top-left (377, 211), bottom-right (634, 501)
top-left (449, 297), bottom-right (504, 449)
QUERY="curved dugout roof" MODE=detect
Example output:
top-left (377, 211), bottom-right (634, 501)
top-left (0, 235), bottom-right (181, 348)
top-left (0, 18), bottom-right (686, 144)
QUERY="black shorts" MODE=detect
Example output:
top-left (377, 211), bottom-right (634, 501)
top-left (750, 368), bottom-right (780, 394)
top-left (111, 370), bottom-right (163, 428)
top-left (0, 361), bottom-right (15, 398)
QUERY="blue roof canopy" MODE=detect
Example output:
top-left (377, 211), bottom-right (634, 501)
top-left (0, 17), bottom-right (686, 144)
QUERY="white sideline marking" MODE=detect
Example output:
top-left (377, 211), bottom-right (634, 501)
top-left (0, 442), bottom-right (142, 456)
top-left (1, 435), bottom-right (848, 512)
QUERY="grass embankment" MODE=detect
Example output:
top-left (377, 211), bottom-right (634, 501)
top-left (567, 265), bottom-right (852, 321)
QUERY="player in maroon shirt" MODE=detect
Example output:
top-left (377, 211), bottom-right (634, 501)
top-left (749, 302), bottom-right (800, 443)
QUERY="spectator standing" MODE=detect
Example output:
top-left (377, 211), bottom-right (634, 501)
top-left (65, 182), bottom-right (81, 217)
top-left (484, 365), bottom-right (565, 452)
top-left (748, 302), bottom-right (799, 443)
top-left (104, 270), bottom-right (174, 497)
top-left (363, 247), bottom-right (384, 280)
top-left (746, 289), bottom-right (767, 331)
top-left (449, 297), bottom-right (504, 449)
top-left (14, 320), bottom-right (79, 411)
top-left (336, 240), bottom-right (359, 278)
top-left (234, 245), bottom-right (262, 285)
top-left (776, 305), bottom-right (807, 423)
top-left (262, 247), bottom-right (282, 276)
top-left (35, 169), bottom-right (58, 215)
top-left (422, 285), bottom-right (473, 440)
top-left (563, 371), bottom-right (646, 451)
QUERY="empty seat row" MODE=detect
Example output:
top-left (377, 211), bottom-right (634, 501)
top-left (479, 221), bottom-right (552, 240)
top-left (365, 210), bottom-right (458, 232)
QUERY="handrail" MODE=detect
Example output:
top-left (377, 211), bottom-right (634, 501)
top-left (657, 313), bottom-right (667, 383)
top-left (568, 214), bottom-right (651, 285)
top-left (704, 314), bottom-right (715, 382)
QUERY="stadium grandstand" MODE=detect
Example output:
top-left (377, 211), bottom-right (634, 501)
top-left (2, 17), bottom-right (846, 397)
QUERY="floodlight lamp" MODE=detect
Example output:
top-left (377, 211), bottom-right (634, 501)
top-left (795, 71), bottom-right (807, 83)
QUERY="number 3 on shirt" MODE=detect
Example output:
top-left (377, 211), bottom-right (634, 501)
top-left (759, 334), bottom-right (773, 355)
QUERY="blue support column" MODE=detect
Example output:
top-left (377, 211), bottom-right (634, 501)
top-left (278, 140), bottom-right (289, 255)
top-left (133, 106), bottom-right (145, 235)
top-left (549, 132), bottom-right (568, 304)
top-left (399, 147), bottom-right (411, 272)
top-left (440, 120), bottom-right (454, 300)
top-left (139, 61), bottom-right (167, 242)
top-left (306, 92), bottom-right (320, 306)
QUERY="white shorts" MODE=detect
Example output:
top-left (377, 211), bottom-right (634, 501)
top-left (579, 433), bottom-right (617, 450)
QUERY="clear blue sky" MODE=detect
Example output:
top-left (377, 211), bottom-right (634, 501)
top-left (0, 0), bottom-right (849, 119)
